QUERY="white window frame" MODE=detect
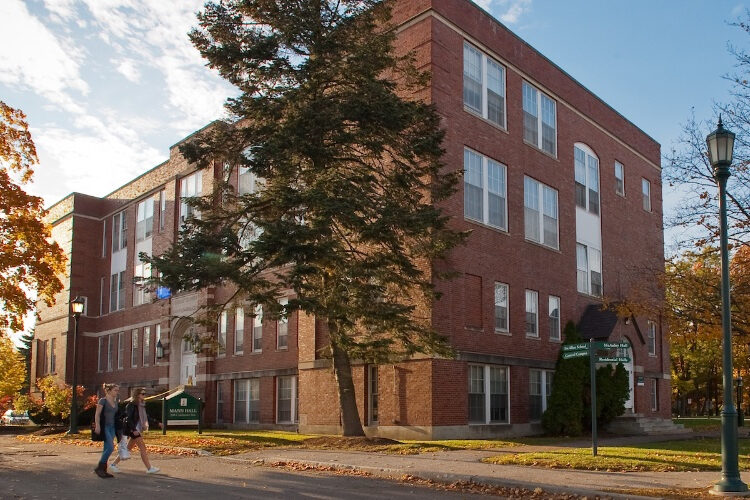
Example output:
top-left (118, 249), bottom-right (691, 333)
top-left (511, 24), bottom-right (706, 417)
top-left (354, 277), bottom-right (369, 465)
top-left (522, 81), bottom-right (556, 156)
top-left (525, 290), bottom-right (538, 338)
top-left (154, 324), bottom-right (161, 364)
top-left (524, 176), bottom-right (559, 250)
top-left (131, 329), bottom-right (138, 368)
top-left (574, 144), bottom-right (600, 216)
top-left (143, 326), bottom-right (150, 366)
top-left (110, 271), bottom-right (126, 312)
top-left (218, 310), bottom-right (227, 356)
top-left (368, 365), bottom-right (379, 426)
top-left (642, 178), bottom-right (652, 212)
top-left (135, 197), bottom-right (154, 242)
top-left (276, 375), bottom-right (298, 423)
top-left (100, 277), bottom-right (106, 316)
top-left (133, 260), bottom-right (151, 306)
top-left (468, 364), bottom-right (509, 424)
top-left (576, 243), bottom-right (602, 297)
top-left (101, 220), bottom-right (107, 258)
top-left (463, 42), bottom-right (507, 129)
top-left (614, 161), bottom-right (625, 196)
top-left (234, 379), bottom-right (260, 423)
top-left (494, 282), bottom-right (509, 333)
top-left (548, 295), bottom-right (561, 341)
top-left (117, 332), bottom-right (124, 370)
top-left (112, 211), bottom-right (127, 253)
top-left (464, 148), bottom-right (507, 231)
top-left (180, 171), bottom-right (202, 227)
top-left (158, 189), bottom-right (166, 232)
top-left (529, 369), bottom-right (554, 421)
top-left (651, 378), bottom-right (659, 411)
top-left (647, 320), bottom-right (656, 356)
top-left (277, 299), bottom-right (288, 350)
top-left (253, 305), bottom-right (263, 352)
top-left (234, 307), bottom-right (244, 354)
top-left (98, 337), bottom-right (104, 373)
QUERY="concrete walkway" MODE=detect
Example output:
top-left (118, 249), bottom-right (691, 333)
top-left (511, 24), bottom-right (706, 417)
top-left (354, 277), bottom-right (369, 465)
top-left (228, 432), bottom-right (745, 499)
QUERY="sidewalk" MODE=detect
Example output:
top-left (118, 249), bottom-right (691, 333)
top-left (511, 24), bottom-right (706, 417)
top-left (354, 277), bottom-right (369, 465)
top-left (226, 433), bottom-right (737, 499)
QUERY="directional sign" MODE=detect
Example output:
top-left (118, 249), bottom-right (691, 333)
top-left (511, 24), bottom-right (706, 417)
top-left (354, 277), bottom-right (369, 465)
top-left (563, 350), bottom-right (589, 359)
top-left (594, 341), bottom-right (630, 350)
top-left (596, 356), bottom-right (631, 363)
top-left (562, 343), bottom-right (588, 352)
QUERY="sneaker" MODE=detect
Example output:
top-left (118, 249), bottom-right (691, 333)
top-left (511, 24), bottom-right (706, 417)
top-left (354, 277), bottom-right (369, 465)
top-left (109, 464), bottom-right (120, 473)
top-left (146, 467), bottom-right (160, 474)
top-left (119, 449), bottom-right (131, 460)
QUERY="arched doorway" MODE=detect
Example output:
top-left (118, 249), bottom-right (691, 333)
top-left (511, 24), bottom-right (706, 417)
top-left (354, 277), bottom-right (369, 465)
top-left (169, 318), bottom-right (198, 388)
top-left (617, 339), bottom-right (635, 412)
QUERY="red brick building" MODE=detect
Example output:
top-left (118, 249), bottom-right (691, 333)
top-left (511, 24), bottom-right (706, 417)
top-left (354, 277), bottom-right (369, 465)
top-left (33, 0), bottom-right (671, 438)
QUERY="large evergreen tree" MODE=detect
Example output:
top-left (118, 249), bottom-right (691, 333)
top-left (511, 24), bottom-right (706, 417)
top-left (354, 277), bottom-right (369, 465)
top-left (149, 0), bottom-right (464, 436)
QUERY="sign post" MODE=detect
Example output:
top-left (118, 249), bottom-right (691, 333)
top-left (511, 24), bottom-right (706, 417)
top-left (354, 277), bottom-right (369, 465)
top-left (589, 338), bottom-right (597, 456)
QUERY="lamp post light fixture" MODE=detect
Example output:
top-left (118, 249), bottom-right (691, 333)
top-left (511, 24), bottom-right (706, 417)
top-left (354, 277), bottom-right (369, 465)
top-left (706, 117), bottom-right (748, 495)
top-left (156, 339), bottom-right (164, 360)
top-left (67, 296), bottom-right (85, 435)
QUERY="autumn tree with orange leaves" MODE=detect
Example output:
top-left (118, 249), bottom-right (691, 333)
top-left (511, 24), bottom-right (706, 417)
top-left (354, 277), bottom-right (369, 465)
top-left (0, 101), bottom-right (65, 334)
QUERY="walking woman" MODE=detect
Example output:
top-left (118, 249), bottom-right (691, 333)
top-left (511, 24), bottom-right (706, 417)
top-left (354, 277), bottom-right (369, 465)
top-left (93, 383), bottom-right (119, 478)
top-left (110, 387), bottom-right (161, 474)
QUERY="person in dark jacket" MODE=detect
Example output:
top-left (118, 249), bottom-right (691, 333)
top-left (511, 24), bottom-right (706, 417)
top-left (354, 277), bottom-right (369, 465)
top-left (109, 387), bottom-right (161, 474)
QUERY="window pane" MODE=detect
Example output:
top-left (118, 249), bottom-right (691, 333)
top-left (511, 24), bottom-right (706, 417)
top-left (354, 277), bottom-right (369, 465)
top-left (589, 248), bottom-right (602, 296)
top-left (487, 160), bottom-right (506, 229)
top-left (529, 369), bottom-right (542, 420)
top-left (522, 83), bottom-right (538, 145)
top-left (525, 290), bottom-right (538, 336)
top-left (549, 296), bottom-right (560, 341)
top-left (615, 162), bottom-right (625, 195)
top-left (464, 149), bottom-right (483, 222)
top-left (118, 271), bottom-right (126, 310)
top-left (487, 59), bottom-right (505, 127)
top-left (577, 244), bottom-right (589, 294)
top-left (541, 94), bottom-right (556, 155)
top-left (494, 283), bottom-right (508, 331)
top-left (542, 187), bottom-right (558, 249)
top-left (489, 367), bottom-right (508, 423)
top-left (524, 177), bottom-right (540, 242)
top-left (468, 366), bottom-right (485, 423)
top-left (278, 377), bottom-right (292, 422)
top-left (463, 44), bottom-right (482, 113)
top-left (249, 379), bottom-right (260, 422)
top-left (574, 147), bottom-right (587, 208)
top-left (642, 178), bottom-right (651, 211)
top-left (234, 380), bottom-right (247, 423)
top-left (588, 155), bottom-right (600, 215)
top-left (235, 307), bottom-right (244, 353)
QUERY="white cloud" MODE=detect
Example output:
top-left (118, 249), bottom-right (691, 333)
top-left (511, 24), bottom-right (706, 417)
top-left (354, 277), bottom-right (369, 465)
top-left (41, 0), bottom-right (77, 23)
top-left (113, 57), bottom-right (141, 83)
top-left (0, 0), bottom-right (88, 113)
top-left (472, 0), bottom-right (532, 25)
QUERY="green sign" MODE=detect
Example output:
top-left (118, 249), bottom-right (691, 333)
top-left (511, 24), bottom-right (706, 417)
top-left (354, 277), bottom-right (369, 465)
top-left (165, 390), bottom-right (201, 425)
top-left (594, 341), bottom-right (630, 349)
top-left (563, 350), bottom-right (589, 359)
top-left (596, 356), bottom-right (631, 363)
top-left (562, 343), bottom-right (588, 352)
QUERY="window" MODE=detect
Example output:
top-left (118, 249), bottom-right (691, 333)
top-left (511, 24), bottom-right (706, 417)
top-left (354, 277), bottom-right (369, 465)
top-left (136, 197), bottom-right (154, 241)
top-left (218, 310), bottom-right (227, 356)
top-left (368, 365), bottom-right (379, 425)
top-left (253, 305), bottom-right (263, 352)
top-left (524, 177), bottom-right (558, 249)
top-left (154, 325), bottom-right (161, 364)
top-left (525, 290), bottom-right (538, 337)
top-left (529, 369), bottom-right (554, 420)
top-left (97, 337), bottom-right (104, 373)
top-left (548, 296), bottom-right (561, 341)
top-left (647, 320), bottom-right (656, 356)
top-left (49, 338), bottom-right (56, 373)
top-left (463, 42), bottom-right (506, 128)
top-left (614, 161), bottom-right (625, 196)
top-left (468, 365), bottom-right (509, 424)
top-left (217, 382), bottom-right (224, 424)
top-left (107, 335), bottom-right (113, 372)
top-left (574, 145), bottom-right (600, 215)
top-left (277, 376), bottom-right (298, 423)
top-left (112, 211), bottom-right (127, 252)
top-left (234, 307), bottom-right (244, 354)
top-left (494, 282), bottom-right (509, 333)
top-left (642, 178), bottom-right (651, 212)
top-left (133, 260), bottom-right (151, 306)
top-left (522, 81), bottom-right (556, 155)
top-left (110, 271), bottom-right (126, 312)
top-left (117, 332), bottom-right (124, 370)
top-left (180, 171), bottom-right (202, 226)
top-left (101, 220), bottom-right (107, 258)
top-left (131, 329), bottom-right (138, 368)
top-left (238, 166), bottom-right (258, 195)
top-left (234, 379), bottom-right (260, 423)
top-left (464, 149), bottom-right (507, 230)
top-left (576, 243), bottom-right (602, 296)
top-left (158, 189), bottom-right (166, 231)
top-left (143, 326), bottom-right (150, 366)
top-left (100, 277), bottom-right (106, 316)
top-left (277, 299), bottom-right (288, 349)
top-left (651, 378), bottom-right (659, 411)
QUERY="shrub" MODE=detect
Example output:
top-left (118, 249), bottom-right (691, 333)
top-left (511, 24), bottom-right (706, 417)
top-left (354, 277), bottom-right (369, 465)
top-left (542, 322), bottom-right (587, 436)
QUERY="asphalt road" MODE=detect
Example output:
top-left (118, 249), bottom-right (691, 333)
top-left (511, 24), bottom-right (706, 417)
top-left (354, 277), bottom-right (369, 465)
top-left (0, 435), bottom-right (488, 499)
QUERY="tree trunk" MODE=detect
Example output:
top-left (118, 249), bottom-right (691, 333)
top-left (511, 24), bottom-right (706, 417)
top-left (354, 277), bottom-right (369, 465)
top-left (329, 321), bottom-right (365, 437)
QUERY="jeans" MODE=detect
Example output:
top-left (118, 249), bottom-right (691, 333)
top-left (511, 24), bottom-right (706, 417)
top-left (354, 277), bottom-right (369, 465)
top-left (99, 424), bottom-right (115, 465)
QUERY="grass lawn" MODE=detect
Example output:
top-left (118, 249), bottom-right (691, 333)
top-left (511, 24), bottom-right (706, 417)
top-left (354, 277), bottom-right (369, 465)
top-left (673, 417), bottom-right (722, 431)
top-left (484, 436), bottom-right (750, 472)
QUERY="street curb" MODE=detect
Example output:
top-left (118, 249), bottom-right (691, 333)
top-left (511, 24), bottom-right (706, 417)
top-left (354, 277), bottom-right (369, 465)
top-left (225, 455), bottom-right (659, 500)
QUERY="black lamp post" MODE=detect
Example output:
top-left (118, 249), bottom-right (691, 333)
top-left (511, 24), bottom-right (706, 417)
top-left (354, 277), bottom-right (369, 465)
top-left (706, 117), bottom-right (748, 495)
top-left (156, 339), bottom-right (164, 360)
top-left (67, 296), bottom-right (85, 435)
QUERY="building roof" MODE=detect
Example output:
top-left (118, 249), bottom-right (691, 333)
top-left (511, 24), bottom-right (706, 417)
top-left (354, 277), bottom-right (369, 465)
top-left (577, 303), bottom-right (619, 340)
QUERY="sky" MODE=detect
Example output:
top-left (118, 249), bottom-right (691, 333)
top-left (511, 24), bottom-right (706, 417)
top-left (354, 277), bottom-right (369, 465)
top-left (1, 0), bottom-right (747, 243)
